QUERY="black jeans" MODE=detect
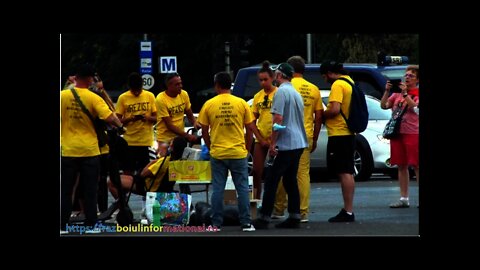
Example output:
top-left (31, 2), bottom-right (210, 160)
top-left (98, 153), bottom-right (109, 212)
top-left (61, 156), bottom-right (100, 229)
top-left (259, 148), bottom-right (304, 221)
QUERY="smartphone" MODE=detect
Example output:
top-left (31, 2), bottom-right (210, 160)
top-left (390, 79), bottom-right (402, 93)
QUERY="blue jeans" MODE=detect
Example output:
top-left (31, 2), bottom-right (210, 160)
top-left (210, 157), bottom-right (251, 226)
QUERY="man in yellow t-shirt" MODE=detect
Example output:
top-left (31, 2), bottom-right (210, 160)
top-left (116, 72), bottom-right (157, 176)
top-left (198, 72), bottom-right (262, 232)
top-left (60, 64), bottom-right (123, 233)
top-left (273, 56), bottom-right (323, 222)
top-left (320, 61), bottom-right (356, 223)
top-left (155, 72), bottom-right (199, 146)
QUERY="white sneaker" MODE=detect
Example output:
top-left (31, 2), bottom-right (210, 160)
top-left (241, 224), bottom-right (256, 232)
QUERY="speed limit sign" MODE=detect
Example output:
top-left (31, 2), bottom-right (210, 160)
top-left (142, 74), bottom-right (155, 90)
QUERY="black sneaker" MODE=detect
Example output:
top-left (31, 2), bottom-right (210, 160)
top-left (275, 218), bottom-right (301, 229)
top-left (241, 224), bottom-right (256, 232)
top-left (252, 218), bottom-right (269, 230)
top-left (328, 208), bottom-right (355, 223)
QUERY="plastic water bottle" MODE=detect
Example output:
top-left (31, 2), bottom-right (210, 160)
top-left (265, 146), bottom-right (279, 167)
top-left (152, 200), bottom-right (161, 226)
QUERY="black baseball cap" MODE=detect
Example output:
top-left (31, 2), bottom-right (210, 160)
top-left (319, 60), bottom-right (344, 74)
top-left (274, 62), bottom-right (294, 77)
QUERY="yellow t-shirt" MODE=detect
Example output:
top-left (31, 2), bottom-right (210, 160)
top-left (198, 93), bottom-right (254, 159)
top-left (252, 87), bottom-right (277, 142)
top-left (116, 90), bottom-right (157, 146)
top-left (155, 90), bottom-right (191, 143)
top-left (144, 156), bottom-right (170, 192)
top-left (61, 87), bottom-right (113, 157)
top-left (326, 75), bottom-right (354, 137)
top-left (291, 77), bottom-right (323, 138)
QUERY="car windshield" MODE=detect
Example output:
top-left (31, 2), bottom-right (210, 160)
top-left (381, 69), bottom-right (406, 80)
top-left (321, 96), bottom-right (390, 120)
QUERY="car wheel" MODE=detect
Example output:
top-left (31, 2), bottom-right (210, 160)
top-left (354, 135), bottom-right (373, 182)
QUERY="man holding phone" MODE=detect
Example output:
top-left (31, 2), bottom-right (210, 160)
top-left (116, 72), bottom-right (158, 176)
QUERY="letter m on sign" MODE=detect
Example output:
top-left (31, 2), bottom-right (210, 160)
top-left (160, 56), bottom-right (177, 73)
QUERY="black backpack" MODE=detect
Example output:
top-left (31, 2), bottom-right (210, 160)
top-left (337, 78), bottom-right (369, 133)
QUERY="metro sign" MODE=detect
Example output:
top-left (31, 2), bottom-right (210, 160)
top-left (160, 56), bottom-right (177, 73)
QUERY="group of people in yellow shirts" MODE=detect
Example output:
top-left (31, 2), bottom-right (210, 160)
top-left (61, 55), bottom-right (364, 233)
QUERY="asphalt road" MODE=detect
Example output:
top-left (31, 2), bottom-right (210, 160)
top-left (63, 174), bottom-right (419, 237)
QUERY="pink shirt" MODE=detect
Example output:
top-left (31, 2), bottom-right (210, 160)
top-left (388, 93), bottom-right (419, 134)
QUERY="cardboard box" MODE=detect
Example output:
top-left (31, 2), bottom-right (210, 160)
top-left (169, 160), bottom-right (211, 183)
top-left (223, 176), bottom-right (259, 218)
top-left (224, 176), bottom-right (254, 201)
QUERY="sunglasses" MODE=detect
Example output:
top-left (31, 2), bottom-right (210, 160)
top-left (404, 73), bottom-right (416, 78)
top-left (263, 94), bottom-right (269, 107)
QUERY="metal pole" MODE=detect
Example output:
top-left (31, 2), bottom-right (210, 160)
top-left (144, 33), bottom-right (148, 41)
top-left (225, 41), bottom-right (230, 74)
top-left (306, 33), bottom-right (312, 64)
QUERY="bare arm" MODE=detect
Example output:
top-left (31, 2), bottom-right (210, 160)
top-left (247, 113), bottom-right (260, 149)
top-left (323, 102), bottom-right (341, 119)
top-left (381, 81), bottom-right (392, 109)
top-left (311, 109), bottom-right (323, 153)
top-left (269, 113), bottom-right (283, 155)
top-left (163, 116), bottom-right (197, 142)
top-left (400, 83), bottom-right (418, 109)
top-left (246, 122), bottom-right (267, 150)
top-left (146, 112), bottom-right (157, 124)
top-left (200, 124), bottom-right (211, 149)
top-left (140, 159), bottom-right (158, 178)
top-left (116, 113), bottom-right (135, 125)
top-left (185, 108), bottom-right (201, 129)
top-left (105, 112), bottom-right (123, 128)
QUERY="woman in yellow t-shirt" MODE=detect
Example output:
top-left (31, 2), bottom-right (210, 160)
top-left (251, 61), bottom-right (277, 199)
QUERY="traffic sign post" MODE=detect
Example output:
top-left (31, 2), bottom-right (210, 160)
top-left (140, 40), bottom-right (154, 89)
top-left (141, 74), bottom-right (155, 90)
top-left (140, 41), bottom-right (153, 75)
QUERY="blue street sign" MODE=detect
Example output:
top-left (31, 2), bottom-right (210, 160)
top-left (140, 41), bottom-right (153, 74)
